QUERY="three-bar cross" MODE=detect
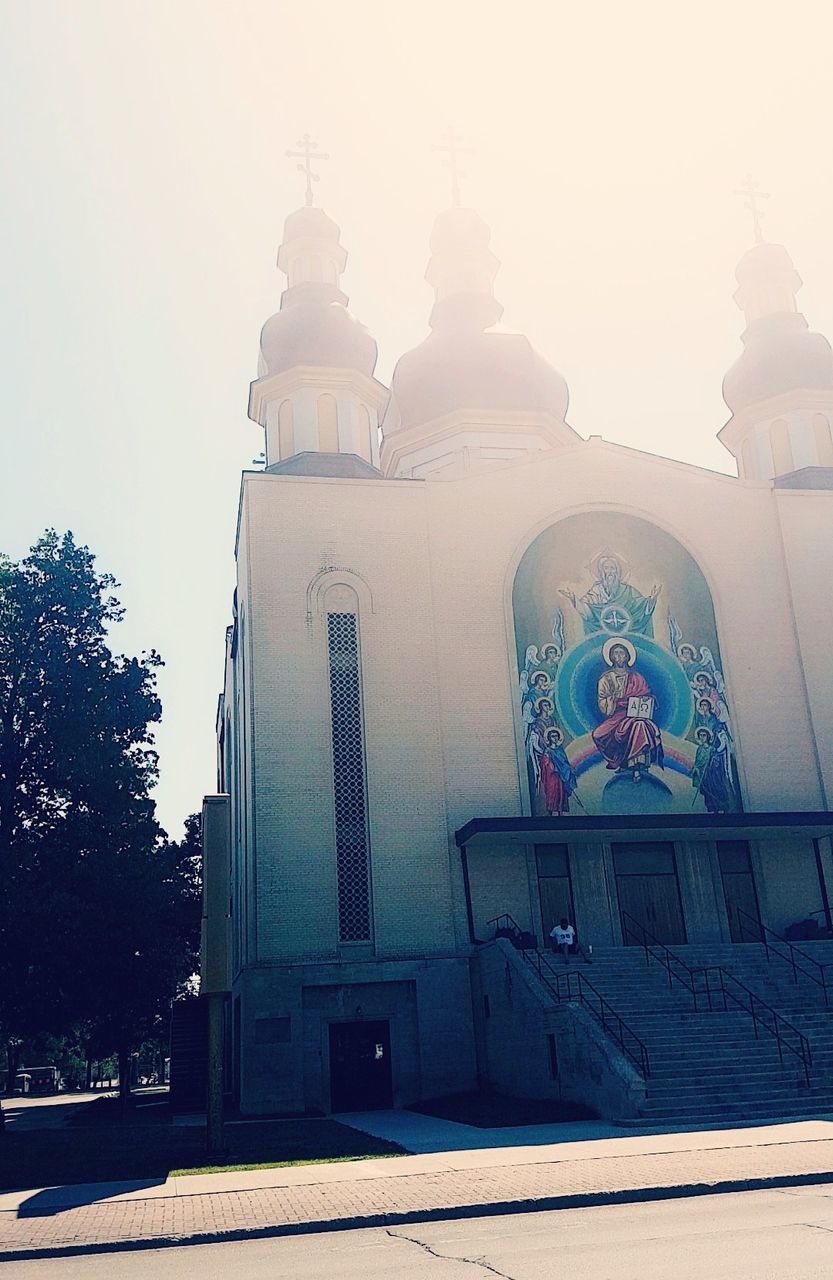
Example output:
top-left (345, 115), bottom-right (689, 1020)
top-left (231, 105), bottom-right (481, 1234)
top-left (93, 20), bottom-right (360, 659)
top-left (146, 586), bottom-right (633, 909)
top-left (735, 175), bottom-right (770, 245)
top-left (286, 134), bottom-right (329, 207)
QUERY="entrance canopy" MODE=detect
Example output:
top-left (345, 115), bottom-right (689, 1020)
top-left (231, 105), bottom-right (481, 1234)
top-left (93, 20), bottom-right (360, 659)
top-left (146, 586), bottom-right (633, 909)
top-left (455, 812), bottom-right (833, 849)
top-left (455, 812), bottom-right (833, 946)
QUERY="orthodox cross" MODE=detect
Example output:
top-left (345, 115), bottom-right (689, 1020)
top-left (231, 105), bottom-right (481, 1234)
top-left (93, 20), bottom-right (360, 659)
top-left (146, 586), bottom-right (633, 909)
top-left (735, 175), bottom-right (770, 245)
top-left (432, 126), bottom-right (473, 207)
top-left (286, 134), bottom-right (329, 207)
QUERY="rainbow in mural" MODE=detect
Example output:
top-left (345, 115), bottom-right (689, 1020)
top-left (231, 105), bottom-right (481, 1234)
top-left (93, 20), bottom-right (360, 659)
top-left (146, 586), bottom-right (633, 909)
top-left (513, 512), bottom-right (742, 817)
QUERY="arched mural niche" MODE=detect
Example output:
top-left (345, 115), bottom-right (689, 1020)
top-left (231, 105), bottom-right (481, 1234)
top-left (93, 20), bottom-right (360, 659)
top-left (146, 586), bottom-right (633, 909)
top-left (512, 511), bottom-right (742, 818)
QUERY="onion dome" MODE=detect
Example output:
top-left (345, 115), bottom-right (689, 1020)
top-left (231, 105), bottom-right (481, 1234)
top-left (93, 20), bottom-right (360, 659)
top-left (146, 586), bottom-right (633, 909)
top-left (257, 205), bottom-right (377, 379)
top-left (383, 207), bottom-right (569, 434)
top-left (723, 242), bottom-right (833, 414)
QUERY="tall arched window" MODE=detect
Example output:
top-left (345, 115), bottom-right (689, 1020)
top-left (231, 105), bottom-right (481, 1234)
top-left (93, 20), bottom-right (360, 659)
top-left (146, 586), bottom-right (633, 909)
top-left (317, 394), bottom-right (339, 452)
top-left (770, 419), bottom-right (794, 475)
top-left (278, 400), bottom-right (295, 459)
top-left (813, 414), bottom-right (833, 466)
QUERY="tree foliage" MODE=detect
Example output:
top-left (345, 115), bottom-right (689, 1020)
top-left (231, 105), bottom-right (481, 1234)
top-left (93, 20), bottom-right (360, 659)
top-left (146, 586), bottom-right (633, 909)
top-left (0, 531), bottom-right (199, 1097)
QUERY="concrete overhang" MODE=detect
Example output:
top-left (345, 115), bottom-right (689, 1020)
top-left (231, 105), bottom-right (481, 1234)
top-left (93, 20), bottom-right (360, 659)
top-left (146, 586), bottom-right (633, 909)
top-left (455, 812), bottom-right (833, 849)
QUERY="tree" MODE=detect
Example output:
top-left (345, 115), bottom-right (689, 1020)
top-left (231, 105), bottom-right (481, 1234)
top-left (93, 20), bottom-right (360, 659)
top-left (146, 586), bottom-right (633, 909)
top-left (0, 530), bottom-right (164, 1094)
top-left (165, 811), bottom-right (203, 987)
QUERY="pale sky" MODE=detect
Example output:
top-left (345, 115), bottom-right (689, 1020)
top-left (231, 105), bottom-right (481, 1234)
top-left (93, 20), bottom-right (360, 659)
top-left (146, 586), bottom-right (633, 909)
top-left (2, 1), bottom-right (832, 836)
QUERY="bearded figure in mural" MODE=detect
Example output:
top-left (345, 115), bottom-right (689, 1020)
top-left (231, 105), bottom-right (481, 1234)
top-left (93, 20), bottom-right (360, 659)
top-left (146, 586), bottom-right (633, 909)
top-left (592, 639), bottom-right (664, 780)
top-left (560, 553), bottom-right (660, 638)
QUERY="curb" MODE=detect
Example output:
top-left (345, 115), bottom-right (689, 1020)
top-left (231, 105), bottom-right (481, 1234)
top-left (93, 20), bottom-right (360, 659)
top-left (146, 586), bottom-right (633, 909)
top-left (4, 1169), bottom-right (833, 1261)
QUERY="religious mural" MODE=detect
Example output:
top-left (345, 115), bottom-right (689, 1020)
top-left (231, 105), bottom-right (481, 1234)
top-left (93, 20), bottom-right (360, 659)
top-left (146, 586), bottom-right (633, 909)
top-left (513, 513), bottom-right (742, 817)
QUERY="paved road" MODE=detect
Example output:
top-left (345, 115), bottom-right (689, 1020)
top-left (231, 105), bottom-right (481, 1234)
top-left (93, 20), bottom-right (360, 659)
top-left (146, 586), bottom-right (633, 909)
top-left (2, 1091), bottom-right (116, 1132)
top-left (1, 1088), bottom-right (168, 1132)
top-left (11, 1185), bottom-right (833, 1278)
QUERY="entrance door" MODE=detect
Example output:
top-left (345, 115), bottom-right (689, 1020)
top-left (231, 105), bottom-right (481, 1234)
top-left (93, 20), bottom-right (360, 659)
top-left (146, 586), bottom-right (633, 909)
top-left (718, 840), bottom-right (761, 943)
top-left (536, 845), bottom-right (575, 944)
top-left (614, 842), bottom-right (686, 945)
top-left (329, 1020), bottom-right (393, 1112)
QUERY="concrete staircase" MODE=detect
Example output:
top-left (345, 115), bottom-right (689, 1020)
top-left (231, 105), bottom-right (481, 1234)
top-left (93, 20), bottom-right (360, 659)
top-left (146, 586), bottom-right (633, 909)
top-left (558, 941), bottom-right (833, 1124)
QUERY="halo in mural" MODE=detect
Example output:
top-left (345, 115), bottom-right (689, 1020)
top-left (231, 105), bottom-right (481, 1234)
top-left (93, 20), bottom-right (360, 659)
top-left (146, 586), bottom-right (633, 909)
top-left (513, 512), bottom-right (742, 818)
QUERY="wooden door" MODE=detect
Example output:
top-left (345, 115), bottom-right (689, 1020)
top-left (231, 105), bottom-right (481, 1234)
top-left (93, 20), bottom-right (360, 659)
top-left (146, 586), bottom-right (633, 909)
top-left (539, 876), bottom-right (575, 944)
top-left (723, 873), bottom-right (761, 942)
top-left (718, 841), bottom-right (760, 943)
top-left (617, 874), bottom-right (686, 945)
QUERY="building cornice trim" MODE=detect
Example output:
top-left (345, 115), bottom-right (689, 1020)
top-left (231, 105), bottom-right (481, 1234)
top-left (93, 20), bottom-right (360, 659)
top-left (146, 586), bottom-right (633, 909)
top-left (380, 409), bottom-right (580, 476)
top-left (249, 366), bottom-right (389, 423)
top-left (719, 389), bottom-right (833, 448)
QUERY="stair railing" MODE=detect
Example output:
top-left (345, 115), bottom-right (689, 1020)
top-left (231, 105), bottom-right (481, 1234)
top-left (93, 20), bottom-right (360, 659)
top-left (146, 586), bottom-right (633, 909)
top-left (735, 907), bottom-right (832, 1008)
top-left (621, 912), bottom-right (699, 1006)
top-left (487, 913), bottom-right (650, 1078)
top-left (621, 910), bottom-right (812, 1087)
top-left (694, 965), bottom-right (813, 1085)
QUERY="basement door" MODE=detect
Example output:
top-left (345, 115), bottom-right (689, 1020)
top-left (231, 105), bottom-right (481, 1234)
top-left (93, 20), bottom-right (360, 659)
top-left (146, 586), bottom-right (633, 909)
top-left (328, 1020), bottom-right (393, 1113)
top-left (614, 842), bottom-right (687, 945)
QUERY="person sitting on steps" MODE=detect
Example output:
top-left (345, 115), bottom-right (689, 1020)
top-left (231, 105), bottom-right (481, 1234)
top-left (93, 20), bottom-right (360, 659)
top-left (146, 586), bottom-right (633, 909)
top-left (550, 917), bottom-right (592, 964)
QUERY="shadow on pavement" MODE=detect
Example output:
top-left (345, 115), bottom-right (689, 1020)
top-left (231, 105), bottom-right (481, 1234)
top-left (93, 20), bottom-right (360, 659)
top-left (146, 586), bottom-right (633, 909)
top-left (17, 1179), bottom-right (166, 1217)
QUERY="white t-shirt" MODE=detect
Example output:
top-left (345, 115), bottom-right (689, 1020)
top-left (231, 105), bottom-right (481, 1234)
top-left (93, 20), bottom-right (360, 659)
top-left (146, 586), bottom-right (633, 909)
top-left (551, 925), bottom-right (575, 946)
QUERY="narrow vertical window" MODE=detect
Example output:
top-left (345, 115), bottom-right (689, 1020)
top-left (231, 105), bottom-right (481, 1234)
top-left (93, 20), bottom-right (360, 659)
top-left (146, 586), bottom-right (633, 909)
top-left (740, 438), bottom-right (754, 479)
top-left (327, 612), bottom-right (371, 942)
top-left (318, 394), bottom-right (339, 452)
top-left (358, 405), bottom-right (373, 462)
top-left (813, 414), bottom-right (833, 467)
top-left (278, 400), bottom-right (295, 459)
top-left (770, 419), bottom-right (794, 475)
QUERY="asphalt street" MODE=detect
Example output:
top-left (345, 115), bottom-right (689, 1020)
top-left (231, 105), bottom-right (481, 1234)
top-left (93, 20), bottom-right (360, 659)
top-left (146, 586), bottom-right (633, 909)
top-left (11, 1184), bottom-right (833, 1279)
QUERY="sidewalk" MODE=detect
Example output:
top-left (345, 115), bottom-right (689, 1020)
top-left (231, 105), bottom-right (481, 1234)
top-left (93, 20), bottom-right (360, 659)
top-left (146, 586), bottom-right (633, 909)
top-left (3, 1115), bottom-right (833, 1260)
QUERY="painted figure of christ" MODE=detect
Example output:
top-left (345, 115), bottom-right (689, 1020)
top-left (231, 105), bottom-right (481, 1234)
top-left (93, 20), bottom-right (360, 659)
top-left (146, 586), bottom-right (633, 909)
top-left (592, 640), bottom-right (663, 779)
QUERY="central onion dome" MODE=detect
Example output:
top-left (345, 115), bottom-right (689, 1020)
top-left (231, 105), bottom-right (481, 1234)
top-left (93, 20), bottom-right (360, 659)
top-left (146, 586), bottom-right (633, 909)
top-left (257, 206), bottom-right (377, 380)
top-left (382, 207), bottom-right (569, 434)
top-left (723, 242), bottom-right (833, 413)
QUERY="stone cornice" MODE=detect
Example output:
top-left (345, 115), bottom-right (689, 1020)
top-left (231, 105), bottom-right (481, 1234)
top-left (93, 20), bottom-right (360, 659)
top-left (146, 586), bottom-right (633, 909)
top-left (379, 408), bottom-right (580, 476)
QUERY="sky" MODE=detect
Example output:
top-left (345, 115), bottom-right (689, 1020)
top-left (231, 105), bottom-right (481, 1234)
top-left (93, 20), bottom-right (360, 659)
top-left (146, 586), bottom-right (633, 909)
top-left (2, 1), bottom-right (832, 836)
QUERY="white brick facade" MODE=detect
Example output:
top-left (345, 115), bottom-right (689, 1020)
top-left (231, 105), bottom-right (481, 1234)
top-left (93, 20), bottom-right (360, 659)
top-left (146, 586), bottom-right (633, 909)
top-left (213, 437), bottom-right (833, 1114)
top-left (205, 204), bottom-right (833, 1117)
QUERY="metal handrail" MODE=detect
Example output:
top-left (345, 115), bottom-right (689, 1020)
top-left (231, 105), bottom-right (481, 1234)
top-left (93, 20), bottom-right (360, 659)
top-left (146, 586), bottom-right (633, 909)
top-left (620, 911), bottom-right (699, 1004)
top-left (621, 910), bottom-right (813, 1086)
top-left (487, 913), bottom-right (529, 943)
top-left (488, 914), bottom-right (650, 1078)
top-left (695, 965), bottom-right (813, 1085)
top-left (735, 907), bottom-right (832, 1008)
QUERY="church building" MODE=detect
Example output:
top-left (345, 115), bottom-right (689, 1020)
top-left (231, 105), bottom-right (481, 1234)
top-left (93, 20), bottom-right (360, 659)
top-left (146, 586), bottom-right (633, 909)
top-left (200, 163), bottom-right (833, 1123)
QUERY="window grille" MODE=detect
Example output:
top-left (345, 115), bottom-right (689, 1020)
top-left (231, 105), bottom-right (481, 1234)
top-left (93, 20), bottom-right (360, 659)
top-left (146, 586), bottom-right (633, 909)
top-left (327, 612), bottom-right (371, 941)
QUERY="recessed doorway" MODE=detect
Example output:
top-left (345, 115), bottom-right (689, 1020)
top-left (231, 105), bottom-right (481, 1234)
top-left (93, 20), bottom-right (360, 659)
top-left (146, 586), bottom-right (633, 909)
top-left (614, 842), bottom-right (686, 945)
top-left (328, 1019), bottom-right (393, 1112)
top-left (536, 844), bottom-right (575, 942)
top-left (718, 840), bottom-right (761, 942)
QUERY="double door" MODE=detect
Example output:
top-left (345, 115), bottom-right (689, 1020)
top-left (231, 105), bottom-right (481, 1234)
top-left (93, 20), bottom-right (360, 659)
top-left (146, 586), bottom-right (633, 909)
top-left (614, 842), bottom-right (686, 945)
